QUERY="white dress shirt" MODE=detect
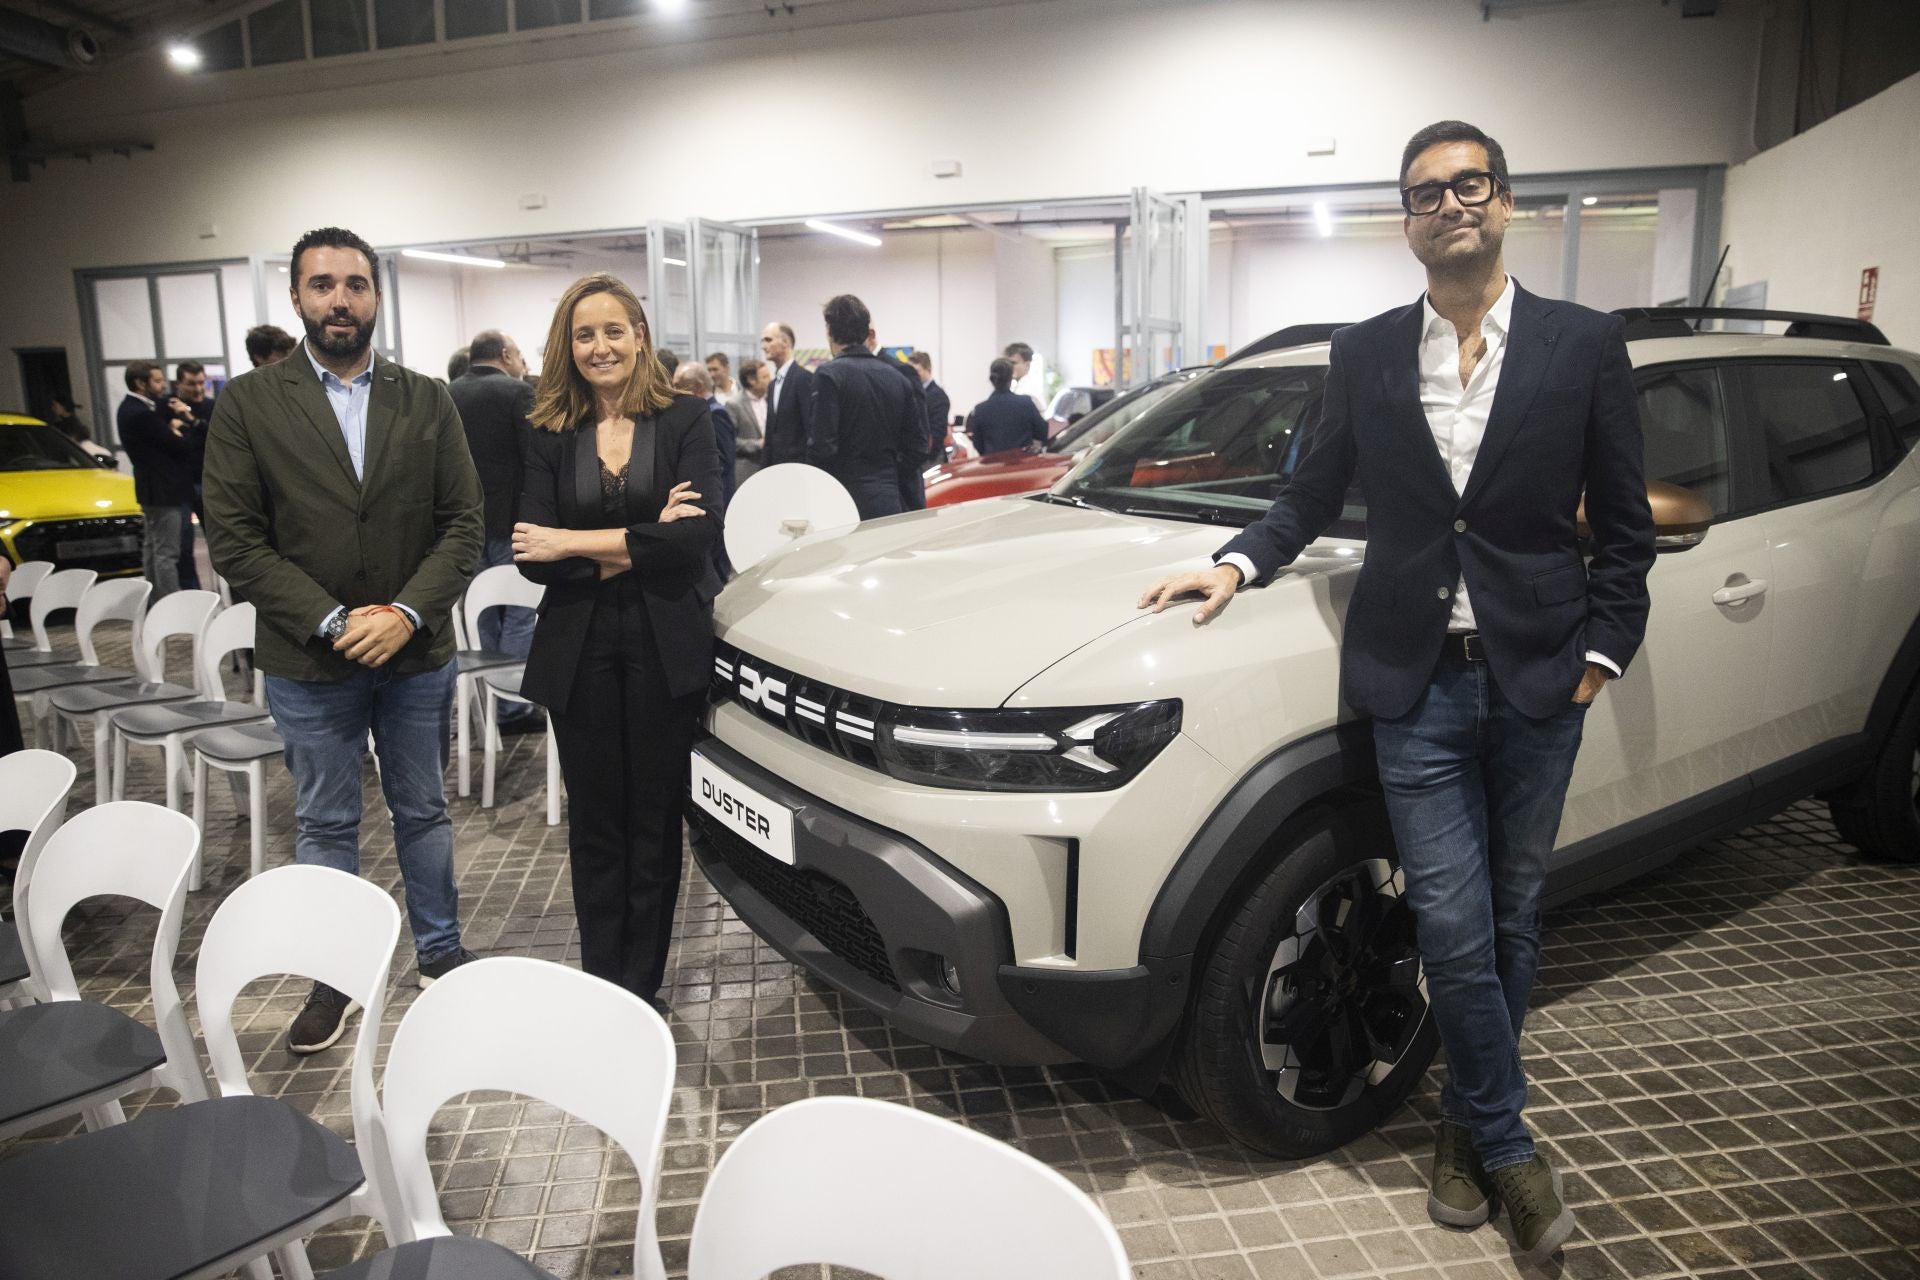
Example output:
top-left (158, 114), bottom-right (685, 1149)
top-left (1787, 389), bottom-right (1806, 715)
top-left (1221, 276), bottom-right (1618, 676)
top-left (770, 360), bottom-right (791, 415)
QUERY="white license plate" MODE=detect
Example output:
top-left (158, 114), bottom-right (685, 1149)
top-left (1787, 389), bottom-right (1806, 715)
top-left (57, 535), bottom-right (139, 558)
top-left (692, 749), bottom-right (796, 865)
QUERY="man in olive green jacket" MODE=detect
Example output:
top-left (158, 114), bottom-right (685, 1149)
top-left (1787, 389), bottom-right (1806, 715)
top-left (203, 226), bottom-right (485, 1054)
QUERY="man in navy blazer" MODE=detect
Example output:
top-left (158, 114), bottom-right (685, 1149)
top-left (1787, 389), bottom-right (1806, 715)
top-left (1141, 122), bottom-right (1653, 1263)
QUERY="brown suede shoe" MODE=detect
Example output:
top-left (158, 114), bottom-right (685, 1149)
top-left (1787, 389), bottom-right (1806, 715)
top-left (1427, 1120), bottom-right (1497, 1228)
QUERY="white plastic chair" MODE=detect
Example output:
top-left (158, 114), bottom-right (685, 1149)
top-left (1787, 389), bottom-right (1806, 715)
top-left (453, 565), bottom-right (542, 799)
top-left (1, 559), bottom-right (54, 645)
top-left (6, 566), bottom-right (100, 667)
top-left (479, 669), bottom-right (562, 826)
top-left (320, 956), bottom-right (674, 1280)
top-left (9, 578), bottom-right (150, 735)
top-left (0, 864), bottom-right (401, 1280)
top-left (687, 1097), bottom-right (1132, 1280)
top-left (0, 749), bottom-right (78, 1008)
top-left (190, 721), bottom-right (285, 882)
top-left (0, 802), bottom-right (209, 1143)
top-left (47, 589), bottom-right (219, 804)
top-left (111, 600), bottom-right (270, 819)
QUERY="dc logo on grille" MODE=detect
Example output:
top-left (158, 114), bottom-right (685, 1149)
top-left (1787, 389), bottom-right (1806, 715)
top-left (737, 664), bottom-right (789, 717)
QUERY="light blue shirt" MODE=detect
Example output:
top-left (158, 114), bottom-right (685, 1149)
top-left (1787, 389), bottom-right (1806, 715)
top-left (303, 343), bottom-right (420, 637)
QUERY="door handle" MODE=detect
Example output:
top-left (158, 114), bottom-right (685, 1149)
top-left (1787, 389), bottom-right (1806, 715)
top-left (1711, 578), bottom-right (1769, 606)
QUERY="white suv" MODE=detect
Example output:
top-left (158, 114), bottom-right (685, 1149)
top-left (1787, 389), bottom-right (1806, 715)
top-left (690, 307), bottom-right (1920, 1157)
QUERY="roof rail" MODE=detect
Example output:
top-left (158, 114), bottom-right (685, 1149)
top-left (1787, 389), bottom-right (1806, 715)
top-left (1224, 323), bottom-right (1354, 363)
top-left (1612, 307), bottom-right (1889, 346)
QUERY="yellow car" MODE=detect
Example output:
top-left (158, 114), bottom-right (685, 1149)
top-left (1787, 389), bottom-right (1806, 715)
top-left (0, 413), bottom-right (144, 575)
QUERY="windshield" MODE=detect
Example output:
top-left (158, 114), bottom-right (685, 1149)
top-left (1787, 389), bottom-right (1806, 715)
top-left (1052, 359), bottom-right (1363, 534)
top-left (1047, 372), bottom-right (1199, 454)
top-left (0, 423), bottom-right (94, 472)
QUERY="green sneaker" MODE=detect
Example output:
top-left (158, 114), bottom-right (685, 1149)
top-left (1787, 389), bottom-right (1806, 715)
top-left (1491, 1154), bottom-right (1576, 1261)
top-left (1427, 1121), bottom-right (1497, 1228)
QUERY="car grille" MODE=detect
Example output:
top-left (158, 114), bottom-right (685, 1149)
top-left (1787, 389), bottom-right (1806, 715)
top-left (13, 516), bottom-right (146, 574)
top-left (709, 640), bottom-right (890, 774)
top-left (697, 811), bottom-right (900, 992)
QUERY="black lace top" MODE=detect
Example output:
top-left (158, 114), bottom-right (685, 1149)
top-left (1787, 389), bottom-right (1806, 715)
top-left (598, 457), bottom-right (629, 524)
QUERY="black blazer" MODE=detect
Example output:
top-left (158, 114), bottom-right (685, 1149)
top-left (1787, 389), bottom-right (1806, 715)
top-left (515, 393), bottom-right (722, 713)
top-left (762, 360), bottom-right (814, 466)
top-left (117, 394), bottom-right (198, 507)
top-left (450, 366), bottom-right (537, 541)
top-left (966, 389), bottom-right (1049, 456)
top-left (923, 378), bottom-right (952, 462)
top-left (808, 346), bottom-right (927, 509)
top-left (1216, 283), bottom-right (1655, 721)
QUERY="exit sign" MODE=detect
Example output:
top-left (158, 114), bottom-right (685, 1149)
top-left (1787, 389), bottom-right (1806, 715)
top-left (1860, 267), bottom-right (1879, 321)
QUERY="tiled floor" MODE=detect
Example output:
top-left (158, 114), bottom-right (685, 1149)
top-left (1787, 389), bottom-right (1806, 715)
top-left (6, 637), bottom-right (1920, 1279)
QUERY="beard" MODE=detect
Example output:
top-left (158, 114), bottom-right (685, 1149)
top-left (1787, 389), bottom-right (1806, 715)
top-left (1410, 216), bottom-right (1505, 277)
top-left (301, 307), bottom-right (377, 360)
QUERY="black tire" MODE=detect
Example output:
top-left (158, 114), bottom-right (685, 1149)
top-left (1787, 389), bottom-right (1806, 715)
top-left (1174, 803), bottom-right (1438, 1158)
top-left (1827, 683), bottom-right (1920, 863)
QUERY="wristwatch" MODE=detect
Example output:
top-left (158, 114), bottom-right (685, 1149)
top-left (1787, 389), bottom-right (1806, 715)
top-left (322, 610), bottom-right (349, 643)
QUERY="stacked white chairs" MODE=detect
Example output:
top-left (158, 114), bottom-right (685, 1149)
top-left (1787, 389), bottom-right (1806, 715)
top-left (0, 864), bottom-right (403, 1280)
top-left (44, 588), bottom-right (220, 804)
top-left (0, 749), bottom-right (76, 1008)
top-left (320, 956), bottom-right (675, 1280)
top-left (0, 802), bottom-right (208, 1143)
top-left (6, 565), bottom-right (99, 668)
top-left (110, 599), bottom-right (271, 817)
top-left (8, 578), bottom-right (149, 727)
top-left (452, 564), bottom-right (541, 799)
top-left (0, 558), bottom-right (54, 646)
top-left (687, 1096), bottom-right (1132, 1280)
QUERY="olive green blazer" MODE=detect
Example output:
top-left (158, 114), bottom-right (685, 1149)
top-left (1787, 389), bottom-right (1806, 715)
top-left (202, 346), bottom-right (484, 682)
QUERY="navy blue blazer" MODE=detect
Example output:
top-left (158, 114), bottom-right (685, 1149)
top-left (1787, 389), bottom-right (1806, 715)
top-left (1215, 283), bottom-right (1655, 722)
top-left (967, 389), bottom-right (1048, 455)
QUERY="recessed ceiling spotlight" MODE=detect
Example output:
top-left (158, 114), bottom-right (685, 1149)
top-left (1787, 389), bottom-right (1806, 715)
top-left (167, 43), bottom-right (202, 70)
top-left (402, 248), bottom-right (508, 269)
top-left (656, 0), bottom-right (688, 12)
top-left (1581, 195), bottom-right (1599, 206)
top-left (1312, 202), bottom-right (1333, 237)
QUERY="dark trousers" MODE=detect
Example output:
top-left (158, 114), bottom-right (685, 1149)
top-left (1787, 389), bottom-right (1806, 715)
top-left (548, 575), bottom-right (702, 1001)
top-left (843, 469), bottom-right (904, 521)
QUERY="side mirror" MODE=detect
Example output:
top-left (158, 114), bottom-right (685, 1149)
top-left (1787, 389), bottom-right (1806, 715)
top-left (96, 453), bottom-right (120, 470)
top-left (1576, 480), bottom-right (1713, 551)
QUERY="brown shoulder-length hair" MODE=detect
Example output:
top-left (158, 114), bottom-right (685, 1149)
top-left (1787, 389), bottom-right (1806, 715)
top-left (530, 273), bottom-right (676, 432)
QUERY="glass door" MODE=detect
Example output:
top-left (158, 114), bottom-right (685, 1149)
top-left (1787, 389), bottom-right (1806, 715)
top-left (78, 263), bottom-right (246, 445)
top-left (1123, 188), bottom-right (1186, 388)
top-left (689, 217), bottom-right (759, 370)
top-left (646, 221), bottom-right (694, 360)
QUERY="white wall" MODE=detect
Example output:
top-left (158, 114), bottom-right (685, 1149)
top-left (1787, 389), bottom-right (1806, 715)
top-left (1721, 69), bottom-right (1920, 349)
top-left (0, 0), bottom-right (1763, 409)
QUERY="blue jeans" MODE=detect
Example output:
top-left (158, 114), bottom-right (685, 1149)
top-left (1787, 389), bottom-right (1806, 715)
top-left (265, 659), bottom-right (463, 963)
top-left (477, 535), bottom-right (538, 724)
top-left (1371, 658), bottom-right (1588, 1172)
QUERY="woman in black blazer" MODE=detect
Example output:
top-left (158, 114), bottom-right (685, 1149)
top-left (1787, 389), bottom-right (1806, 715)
top-left (512, 273), bottom-right (722, 1010)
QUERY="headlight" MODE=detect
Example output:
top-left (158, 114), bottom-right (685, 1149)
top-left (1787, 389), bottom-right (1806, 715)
top-left (873, 700), bottom-right (1180, 792)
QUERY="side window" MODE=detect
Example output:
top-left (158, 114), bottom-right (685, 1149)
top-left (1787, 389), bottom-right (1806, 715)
top-left (1737, 363), bottom-right (1874, 506)
top-left (1862, 360), bottom-right (1920, 454)
top-left (1635, 365), bottom-right (1732, 517)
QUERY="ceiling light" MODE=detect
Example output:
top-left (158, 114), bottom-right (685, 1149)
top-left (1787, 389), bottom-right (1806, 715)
top-left (655, 0), bottom-right (688, 10)
top-left (1312, 202), bottom-right (1333, 237)
top-left (166, 43), bottom-right (201, 70)
top-left (1581, 195), bottom-right (1599, 206)
top-left (805, 219), bottom-right (883, 248)
top-left (661, 257), bottom-right (687, 267)
top-left (401, 248), bottom-right (507, 269)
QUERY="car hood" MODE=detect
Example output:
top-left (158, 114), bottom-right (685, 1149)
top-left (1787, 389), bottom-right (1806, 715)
top-left (0, 468), bottom-right (138, 521)
top-left (714, 496), bottom-right (1232, 706)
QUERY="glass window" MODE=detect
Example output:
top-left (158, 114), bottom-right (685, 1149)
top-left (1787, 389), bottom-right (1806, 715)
top-left (1862, 360), bottom-right (1920, 453)
top-left (375, 0), bottom-right (435, 46)
top-left (311, 0), bottom-right (369, 56)
top-left (1635, 365), bottom-right (1731, 517)
top-left (156, 273), bottom-right (223, 358)
top-left (198, 20), bottom-right (245, 71)
top-left (515, 0), bottom-right (576, 28)
top-left (0, 423), bottom-right (93, 472)
top-left (588, 0), bottom-right (638, 17)
top-left (93, 278), bottom-right (154, 361)
top-left (445, 0), bottom-right (508, 38)
top-left (247, 0), bottom-right (307, 65)
top-left (1740, 363), bottom-right (1873, 506)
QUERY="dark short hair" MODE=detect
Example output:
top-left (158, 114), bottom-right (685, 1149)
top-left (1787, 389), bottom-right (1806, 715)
top-left (988, 357), bottom-right (1015, 391)
top-left (907, 351), bottom-right (932, 373)
top-left (738, 357), bottom-right (766, 386)
top-left (125, 360), bottom-right (162, 390)
top-left (1003, 342), bottom-right (1033, 363)
top-left (705, 351), bottom-right (731, 370)
top-left (290, 226), bottom-right (382, 292)
top-left (174, 360), bottom-right (205, 378)
top-left (1399, 120), bottom-right (1509, 189)
top-left (823, 294), bottom-right (871, 348)
top-left (468, 330), bottom-right (508, 364)
top-left (448, 347), bottom-right (471, 381)
top-left (245, 324), bottom-right (296, 363)
top-left (657, 349), bottom-right (680, 374)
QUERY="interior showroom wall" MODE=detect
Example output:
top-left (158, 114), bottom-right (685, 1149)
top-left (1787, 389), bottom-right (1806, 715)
top-left (0, 0), bottom-right (1765, 409)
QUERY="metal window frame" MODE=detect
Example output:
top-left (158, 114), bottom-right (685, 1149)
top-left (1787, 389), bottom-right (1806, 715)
top-left (75, 260), bottom-right (243, 448)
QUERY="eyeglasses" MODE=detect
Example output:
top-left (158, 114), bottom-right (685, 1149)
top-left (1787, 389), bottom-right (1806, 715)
top-left (1401, 171), bottom-right (1505, 216)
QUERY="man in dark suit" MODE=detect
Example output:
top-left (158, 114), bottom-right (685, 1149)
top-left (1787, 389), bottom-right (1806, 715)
top-left (807, 295), bottom-right (927, 519)
top-left (908, 351), bottom-right (951, 463)
top-left (172, 360), bottom-right (214, 591)
top-left (1140, 122), bottom-right (1653, 1265)
top-left (204, 226), bottom-right (485, 1055)
top-left (449, 329), bottom-right (539, 731)
top-left (117, 360), bottom-right (198, 599)
top-left (759, 320), bottom-right (814, 465)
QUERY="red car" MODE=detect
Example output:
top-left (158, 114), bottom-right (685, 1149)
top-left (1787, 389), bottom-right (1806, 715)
top-left (924, 368), bottom-right (1206, 507)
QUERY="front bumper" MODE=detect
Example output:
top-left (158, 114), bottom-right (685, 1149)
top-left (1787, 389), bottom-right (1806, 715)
top-left (690, 735), bottom-right (1189, 1071)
